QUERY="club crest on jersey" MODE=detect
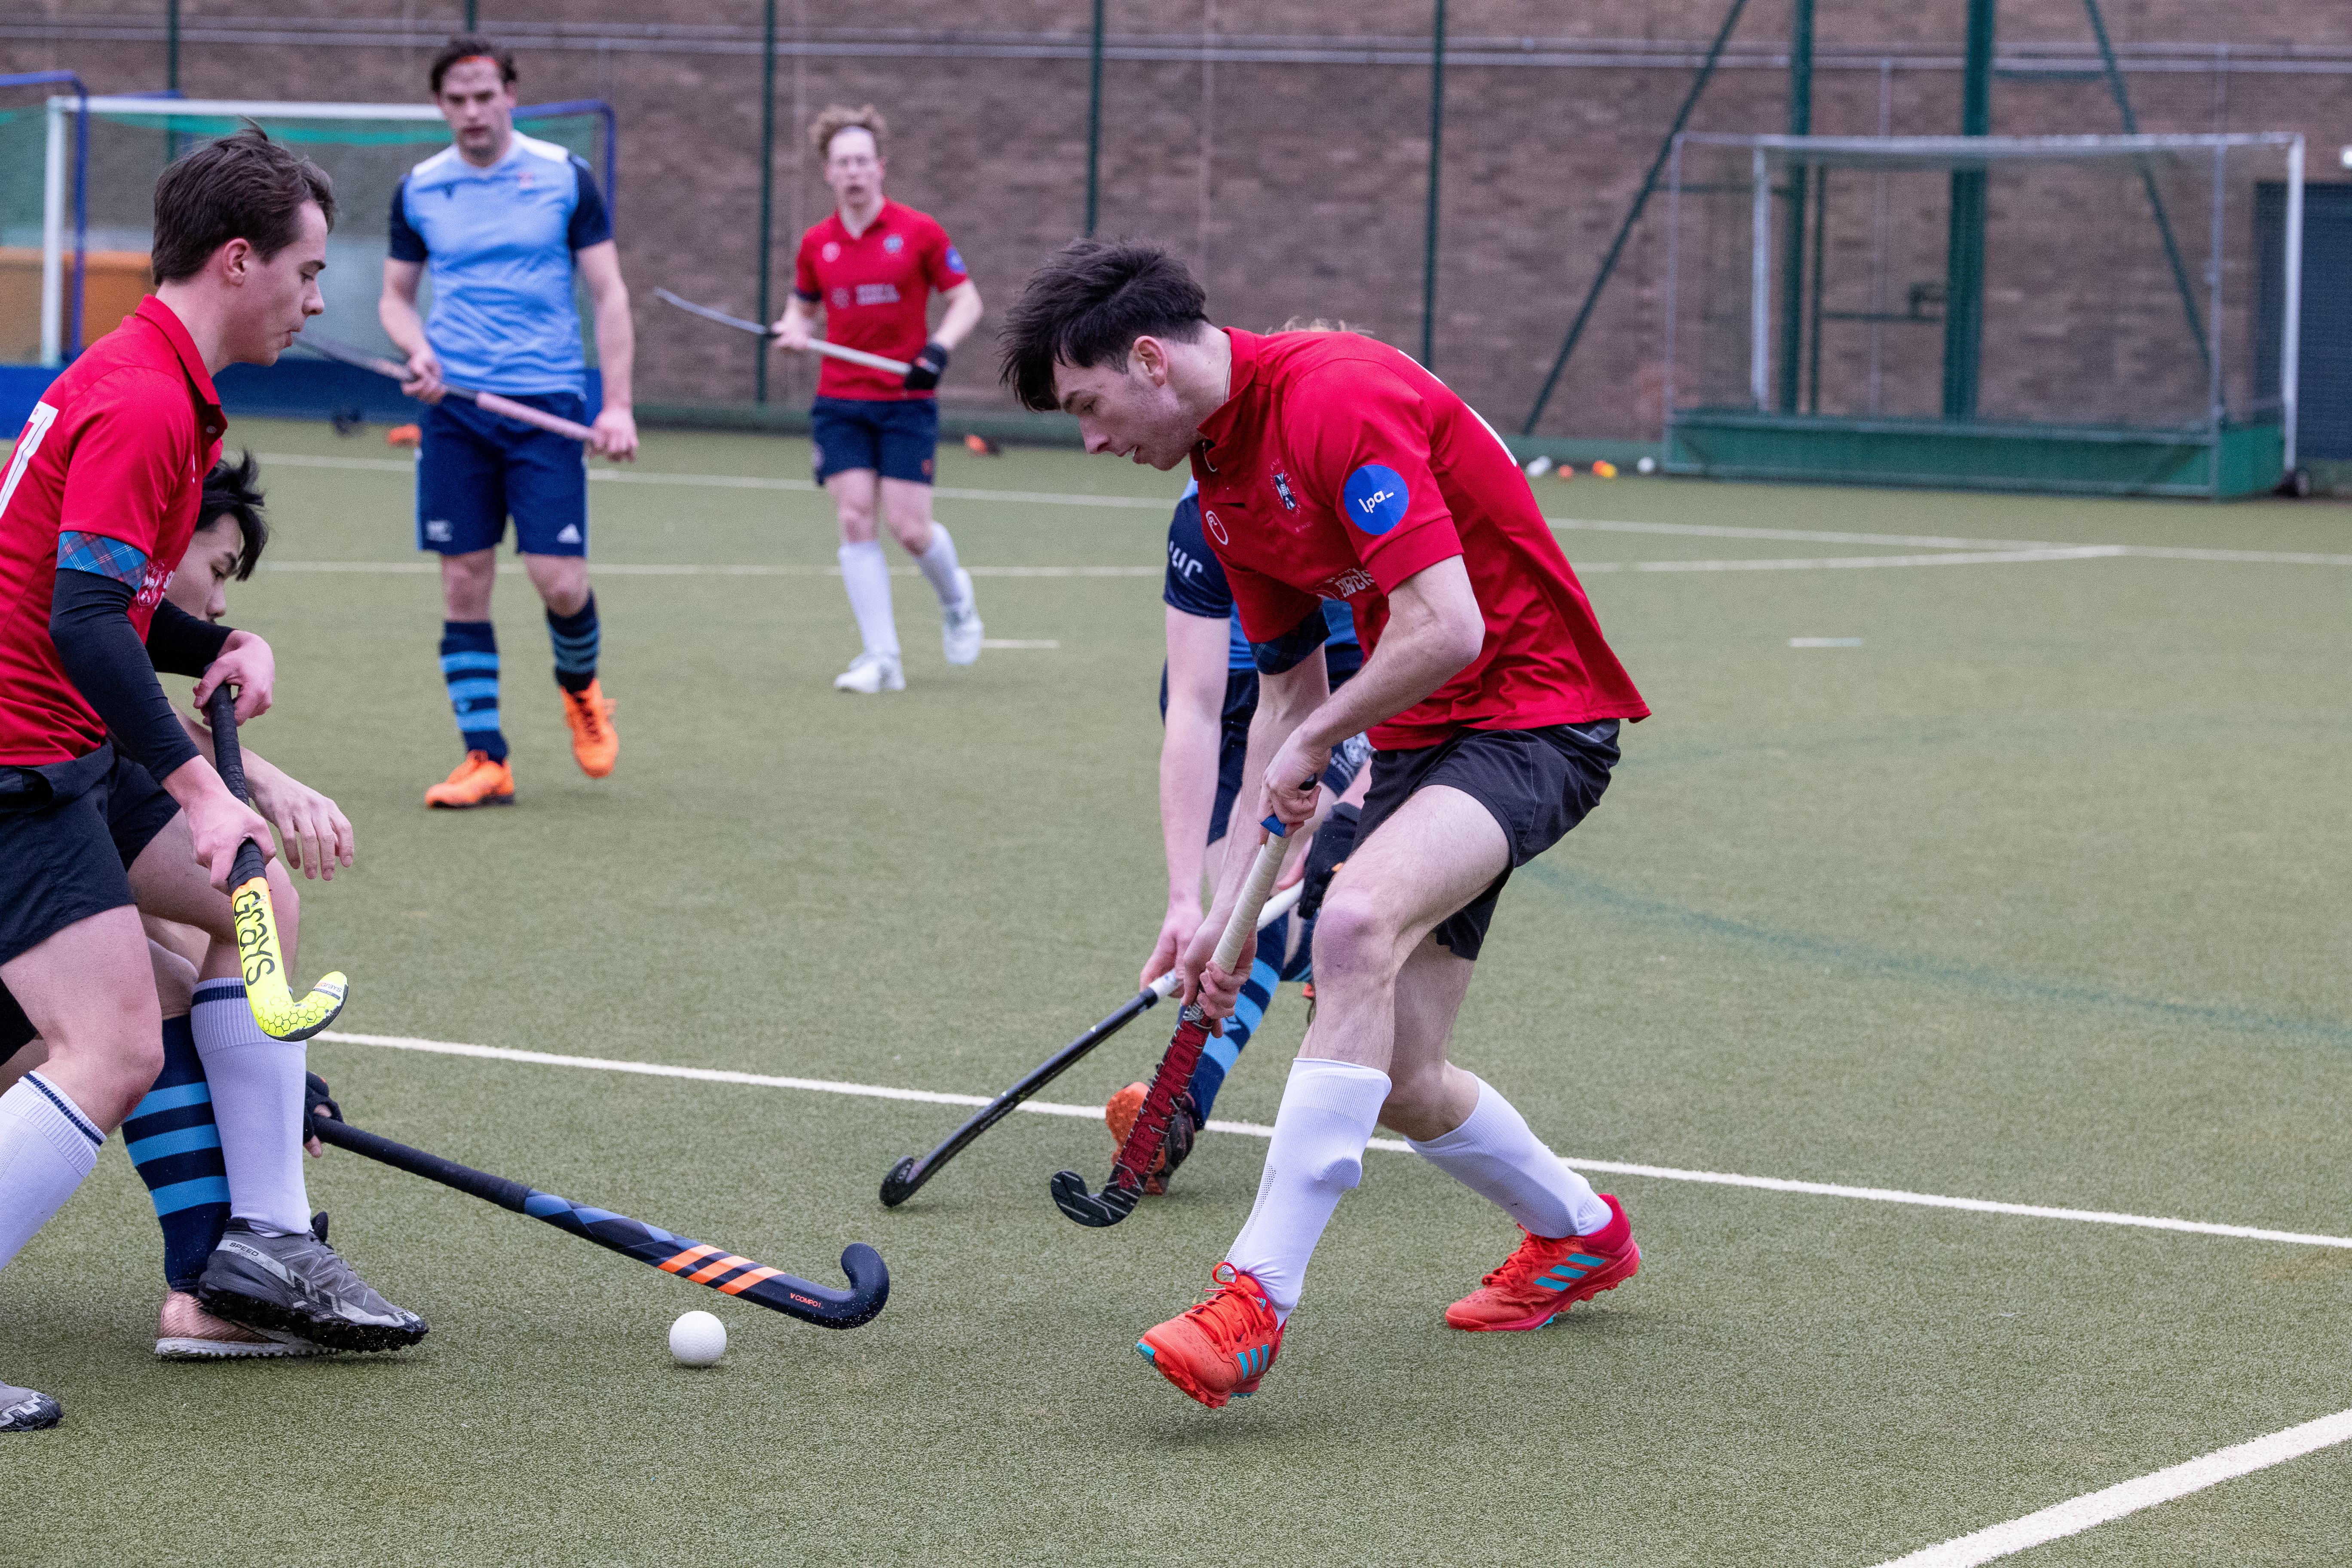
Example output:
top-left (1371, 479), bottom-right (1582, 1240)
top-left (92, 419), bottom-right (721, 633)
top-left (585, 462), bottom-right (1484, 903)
top-left (822, 241), bottom-right (842, 262)
top-left (1204, 508), bottom-right (1230, 545)
top-left (883, 233), bottom-right (904, 253)
top-left (1342, 464), bottom-right (1409, 535)
top-left (831, 287), bottom-right (851, 308)
top-left (1271, 470), bottom-right (1298, 511)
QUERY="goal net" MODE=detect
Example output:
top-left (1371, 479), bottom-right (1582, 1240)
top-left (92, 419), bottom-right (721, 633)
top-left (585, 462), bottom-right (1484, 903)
top-left (2, 96), bottom-right (611, 368)
top-left (1658, 133), bottom-right (2306, 495)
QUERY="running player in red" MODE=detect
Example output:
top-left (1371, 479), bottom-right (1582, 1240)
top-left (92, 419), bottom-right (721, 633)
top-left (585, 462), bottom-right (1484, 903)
top-left (1004, 242), bottom-right (1651, 1409)
top-left (0, 130), bottom-right (420, 1430)
top-left (772, 104), bottom-right (985, 694)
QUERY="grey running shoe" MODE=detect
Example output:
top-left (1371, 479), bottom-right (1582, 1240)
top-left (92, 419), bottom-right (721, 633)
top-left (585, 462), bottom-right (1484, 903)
top-left (156, 1290), bottom-right (329, 1360)
top-left (198, 1220), bottom-right (427, 1353)
top-left (1, 1381), bottom-right (60, 1432)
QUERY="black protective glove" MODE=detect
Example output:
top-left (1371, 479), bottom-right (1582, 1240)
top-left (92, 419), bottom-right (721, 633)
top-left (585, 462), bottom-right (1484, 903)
top-left (903, 340), bottom-right (949, 393)
top-left (1297, 802), bottom-right (1361, 925)
top-left (303, 1070), bottom-right (343, 1144)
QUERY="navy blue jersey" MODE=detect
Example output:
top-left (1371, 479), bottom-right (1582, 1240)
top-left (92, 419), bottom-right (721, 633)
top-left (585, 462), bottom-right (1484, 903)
top-left (1164, 479), bottom-right (1357, 673)
top-left (389, 134), bottom-right (612, 396)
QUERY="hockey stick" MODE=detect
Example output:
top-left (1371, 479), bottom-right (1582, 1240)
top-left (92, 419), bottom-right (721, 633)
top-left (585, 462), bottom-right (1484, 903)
top-left (311, 1116), bottom-right (889, 1329)
top-left (1052, 823), bottom-right (1293, 1228)
top-left (204, 685), bottom-right (348, 1042)
top-left (879, 877), bottom-right (1305, 1208)
top-left (293, 331), bottom-right (600, 443)
top-left (653, 288), bottom-right (914, 377)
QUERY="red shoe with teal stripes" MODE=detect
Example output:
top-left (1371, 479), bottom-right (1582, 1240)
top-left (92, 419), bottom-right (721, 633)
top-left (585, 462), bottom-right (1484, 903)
top-left (1444, 1194), bottom-right (1640, 1332)
top-left (1136, 1262), bottom-right (1283, 1409)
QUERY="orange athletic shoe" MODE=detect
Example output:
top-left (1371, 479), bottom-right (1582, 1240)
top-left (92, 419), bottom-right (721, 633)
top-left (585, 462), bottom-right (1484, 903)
top-left (1104, 1082), bottom-right (1168, 1196)
top-left (1445, 1194), bottom-right (1640, 1332)
top-left (559, 678), bottom-right (618, 778)
top-left (425, 750), bottom-right (515, 809)
top-left (1136, 1263), bottom-right (1283, 1409)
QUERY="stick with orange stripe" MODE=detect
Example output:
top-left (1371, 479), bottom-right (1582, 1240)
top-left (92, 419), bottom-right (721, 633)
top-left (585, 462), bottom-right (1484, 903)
top-left (310, 1118), bottom-right (888, 1329)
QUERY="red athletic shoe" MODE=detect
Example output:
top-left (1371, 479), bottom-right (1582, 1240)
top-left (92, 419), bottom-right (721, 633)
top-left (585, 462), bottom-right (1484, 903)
top-left (1136, 1263), bottom-right (1283, 1409)
top-left (1444, 1194), bottom-right (1640, 1332)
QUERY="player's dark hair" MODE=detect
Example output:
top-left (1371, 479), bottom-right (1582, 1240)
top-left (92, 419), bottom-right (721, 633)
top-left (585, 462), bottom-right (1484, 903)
top-left (999, 239), bottom-right (1212, 412)
top-left (198, 450), bottom-right (270, 581)
top-left (151, 126), bottom-right (337, 285)
top-left (431, 34), bottom-right (518, 95)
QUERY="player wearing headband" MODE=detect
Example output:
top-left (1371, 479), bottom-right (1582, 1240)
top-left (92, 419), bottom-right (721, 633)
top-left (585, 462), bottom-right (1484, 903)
top-left (771, 104), bottom-right (986, 694)
top-left (382, 34), bottom-right (638, 808)
top-left (1005, 242), bottom-right (1650, 1409)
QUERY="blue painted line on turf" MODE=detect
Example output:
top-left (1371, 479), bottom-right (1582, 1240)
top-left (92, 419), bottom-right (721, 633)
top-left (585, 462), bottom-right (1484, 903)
top-left (1525, 862), bottom-right (2352, 1045)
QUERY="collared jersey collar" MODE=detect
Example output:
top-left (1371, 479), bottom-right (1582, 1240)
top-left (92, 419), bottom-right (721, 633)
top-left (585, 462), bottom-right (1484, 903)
top-left (133, 294), bottom-right (227, 444)
top-left (822, 199), bottom-right (900, 244)
top-left (1193, 327), bottom-right (1262, 471)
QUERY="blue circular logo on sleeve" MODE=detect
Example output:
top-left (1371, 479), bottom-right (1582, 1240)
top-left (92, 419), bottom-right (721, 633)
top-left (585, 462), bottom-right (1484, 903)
top-left (1342, 465), bottom-right (1409, 535)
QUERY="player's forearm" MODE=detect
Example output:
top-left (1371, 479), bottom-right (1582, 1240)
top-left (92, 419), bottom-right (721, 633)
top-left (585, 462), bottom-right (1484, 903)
top-left (1158, 710), bottom-right (1220, 908)
top-left (1297, 564), bottom-right (1482, 751)
top-left (932, 283), bottom-right (983, 352)
top-left (176, 710), bottom-right (292, 808)
top-left (379, 290), bottom-right (429, 360)
top-left (592, 283), bottom-right (634, 409)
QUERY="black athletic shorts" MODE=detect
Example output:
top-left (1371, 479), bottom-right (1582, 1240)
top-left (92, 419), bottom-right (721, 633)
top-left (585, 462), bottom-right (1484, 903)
top-left (1350, 719), bottom-right (1620, 962)
top-left (0, 741), bottom-right (178, 971)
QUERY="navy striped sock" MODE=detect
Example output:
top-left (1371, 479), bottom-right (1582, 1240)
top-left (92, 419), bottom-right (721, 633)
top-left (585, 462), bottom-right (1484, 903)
top-left (439, 620), bottom-right (506, 761)
top-left (122, 1016), bottom-right (229, 1295)
top-left (546, 593), bottom-right (599, 694)
top-left (1187, 942), bottom-right (1284, 1123)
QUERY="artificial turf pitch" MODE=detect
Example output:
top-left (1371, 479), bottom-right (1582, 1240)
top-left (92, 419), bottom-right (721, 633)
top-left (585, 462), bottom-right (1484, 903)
top-left (4, 420), bottom-right (2349, 1565)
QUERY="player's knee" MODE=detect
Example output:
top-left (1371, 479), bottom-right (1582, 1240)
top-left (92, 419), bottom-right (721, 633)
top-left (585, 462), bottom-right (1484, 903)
top-left (1308, 889), bottom-right (1405, 981)
top-left (46, 994), bottom-right (164, 1117)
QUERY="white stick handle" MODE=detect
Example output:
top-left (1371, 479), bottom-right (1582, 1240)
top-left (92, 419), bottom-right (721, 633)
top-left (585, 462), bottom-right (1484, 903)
top-left (1212, 830), bottom-right (1294, 976)
top-left (1147, 877), bottom-right (1303, 1000)
top-left (808, 339), bottom-right (913, 377)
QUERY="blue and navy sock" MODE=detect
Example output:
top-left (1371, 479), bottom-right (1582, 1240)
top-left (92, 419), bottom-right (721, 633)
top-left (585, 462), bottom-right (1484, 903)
top-left (439, 620), bottom-right (507, 761)
top-left (1187, 913), bottom-right (1289, 1123)
top-left (546, 593), bottom-right (599, 694)
top-left (122, 1016), bottom-right (230, 1295)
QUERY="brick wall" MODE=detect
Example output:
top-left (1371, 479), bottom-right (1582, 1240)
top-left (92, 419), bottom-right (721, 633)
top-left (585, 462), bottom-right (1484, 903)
top-left (6, 1), bottom-right (2349, 435)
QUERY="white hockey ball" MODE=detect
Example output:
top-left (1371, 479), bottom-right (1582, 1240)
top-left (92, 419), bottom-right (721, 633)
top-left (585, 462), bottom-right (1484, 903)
top-left (669, 1309), bottom-right (727, 1366)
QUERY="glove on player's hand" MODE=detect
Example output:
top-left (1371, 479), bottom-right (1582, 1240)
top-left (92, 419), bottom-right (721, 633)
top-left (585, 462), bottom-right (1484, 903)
top-left (304, 1070), bottom-right (343, 1145)
top-left (903, 341), bottom-right (950, 392)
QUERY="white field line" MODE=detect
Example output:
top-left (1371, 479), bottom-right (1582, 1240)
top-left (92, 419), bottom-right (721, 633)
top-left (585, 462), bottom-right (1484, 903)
top-left (1872, 1408), bottom-right (2352, 1567)
top-left (315, 1030), bottom-right (2352, 1249)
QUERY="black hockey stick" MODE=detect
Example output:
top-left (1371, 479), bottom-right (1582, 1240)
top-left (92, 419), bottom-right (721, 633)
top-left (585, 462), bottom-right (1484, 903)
top-left (312, 1118), bottom-right (888, 1329)
top-left (204, 684), bottom-right (348, 1041)
top-left (878, 876), bottom-right (1304, 1209)
top-left (1053, 825), bottom-right (1293, 1228)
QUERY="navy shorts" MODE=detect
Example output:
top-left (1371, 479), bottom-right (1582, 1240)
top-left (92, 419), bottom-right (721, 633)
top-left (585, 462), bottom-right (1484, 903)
top-left (416, 391), bottom-right (591, 557)
top-left (0, 742), bottom-right (178, 971)
top-left (1349, 720), bottom-right (1620, 962)
top-left (810, 396), bottom-right (939, 486)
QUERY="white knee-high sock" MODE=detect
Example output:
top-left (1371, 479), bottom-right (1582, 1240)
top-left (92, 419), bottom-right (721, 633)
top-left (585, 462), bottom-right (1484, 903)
top-left (1226, 1057), bottom-right (1391, 1319)
top-left (913, 525), bottom-right (965, 607)
top-left (0, 1073), bottom-right (103, 1271)
top-left (191, 980), bottom-right (311, 1237)
top-left (1406, 1074), bottom-right (1610, 1238)
top-left (838, 541), bottom-right (900, 657)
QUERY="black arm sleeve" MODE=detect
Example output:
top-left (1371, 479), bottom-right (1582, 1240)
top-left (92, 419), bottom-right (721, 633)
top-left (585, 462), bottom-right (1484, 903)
top-left (144, 598), bottom-right (232, 677)
top-left (50, 569), bottom-right (201, 782)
